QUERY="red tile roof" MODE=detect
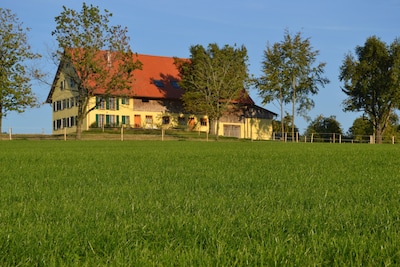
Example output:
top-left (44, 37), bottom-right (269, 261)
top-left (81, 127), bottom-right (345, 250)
top-left (129, 54), bottom-right (184, 99)
top-left (48, 51), bottom-right (255, 105)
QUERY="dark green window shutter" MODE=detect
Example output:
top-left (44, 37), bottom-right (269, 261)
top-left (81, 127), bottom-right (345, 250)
top-left (116, 98), bottom-right (120, 110)
top-left (95, 97), bottom-right (99, 109)
top-left (116, 115), bottom-right (119, 126)
top-left (122, 116), bottom-right (126, 124)
top-left (96, 114), bottom-right (99, 126)
top-left (106, 99), bottom-right (110, 110)
top-left (106, 115), bottom-right (110, 124)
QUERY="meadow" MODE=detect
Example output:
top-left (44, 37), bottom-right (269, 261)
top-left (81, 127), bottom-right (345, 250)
top-left (1, 140), bottom-right (400, 266)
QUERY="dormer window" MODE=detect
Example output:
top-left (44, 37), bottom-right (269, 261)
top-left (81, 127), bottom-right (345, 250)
top-left (153, 80), bottom-right (164, 87)
top-left (171, 80), bottom-right (180, 89)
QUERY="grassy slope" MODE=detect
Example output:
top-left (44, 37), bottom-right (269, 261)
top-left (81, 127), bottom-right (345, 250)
top-left (1, 141), bottom-right (400, 266)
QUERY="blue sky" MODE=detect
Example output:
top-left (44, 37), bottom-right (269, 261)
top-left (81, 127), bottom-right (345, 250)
top-left (2, 0), bottom-right (400, 134)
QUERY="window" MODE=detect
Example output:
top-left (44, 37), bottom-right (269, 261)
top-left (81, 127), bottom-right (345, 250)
top-left (70, 97), bottom-right (75, 107)
top-left (178, 116), bottom-right (186, 125)
top-left (54, 119), bottom-right (62, 130)
top-left (122, 115), bottom-right (130, 125)
top-left (69, 78), bottom-right (75, 88)
top-left (171, 80), bottom-right (180, 89)
top-left (153, 80), bottom-right (164, 87)
top-left (142, 98), bottom-right (149, 103)
top-left (108, 98), bottom-right (115, 110)
top-left (60, 80), bottom-right (65, 90)
top-left (53, 102), bottom-right (57, 112)
top-left (200, 118), bottom-right (208, 126)
top-left (96, 114), bottom-right (105, 127)
top-left (56, 101), bottom-right (62, 111)
top-left (162, 116), bottom-right (170, 125)
top-left (121, 97), bottom-right (128, 105)
top-left (145, 115), bottom-right (153, 124)
top-left (70, 116), bottom-right (75, 127)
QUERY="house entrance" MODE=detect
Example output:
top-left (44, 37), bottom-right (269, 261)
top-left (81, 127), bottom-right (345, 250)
top-left (134, 115), bottom-right (141, 128)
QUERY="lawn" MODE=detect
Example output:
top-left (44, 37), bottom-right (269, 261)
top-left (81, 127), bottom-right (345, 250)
top-left (1, 140), bottom-right (400, 266)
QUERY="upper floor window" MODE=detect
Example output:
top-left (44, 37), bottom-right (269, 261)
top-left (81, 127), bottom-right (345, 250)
top-left (60, 80), bottom-right (65, 90)
top-left (69, 78), bottom-right (76, 89)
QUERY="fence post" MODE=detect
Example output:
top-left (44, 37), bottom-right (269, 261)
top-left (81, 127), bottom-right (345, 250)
top-left (392, 136), bottom-right (395, 144)
top-left (121, 125), bottom-right (124, 141)
top-left (311, 133), bottom-right (314, 143)
top-left (64, 128), bottom-right (67, 141)
top-left (9, 127), bottom-right (12, 141)
top-left (296, 132), bottom-right (299, 143)
top-left (161, 128), bottom-right (164, 141)
top-left (339, 134), bottom-right (342, 144)
top-left (333, 133), bottom-right (335, 143)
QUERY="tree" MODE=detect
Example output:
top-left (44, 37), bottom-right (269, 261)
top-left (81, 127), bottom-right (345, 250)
top-left (257, 42), bottom-right (290, 136)
top-left (305, 115), bottom-right (342, 141)
top-left (256, 30), bottom-right (329, 141)
top-left (271, 113), bottom-right (298, 138)
top-left (175, 43), bottom-right (249, 140)
top-left (0, 8), bottom-right (42, 133)
top-left (52, 3), bottom-right (141, 139)
top-left (339, 36), bottom-right (400, 144)
top-left (349, 114), bottom-right (400, 142)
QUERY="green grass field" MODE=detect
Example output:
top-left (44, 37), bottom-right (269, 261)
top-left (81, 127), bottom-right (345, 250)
top-left (1, 140), bottom-right (400, 266)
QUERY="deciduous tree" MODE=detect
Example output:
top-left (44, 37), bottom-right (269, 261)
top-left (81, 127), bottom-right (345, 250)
top-left (305, 115), bottom-right (342, 141)
top-left (175, 43), bottom-right (249, 140)
top-left (52, 3), bottom-right (141, 139)
top-left (256, 30), bottom-right (329, 141)
top-left (0, 8), bottom-right (42, 133)
top-left (339, 36), bottom-right (400, 144)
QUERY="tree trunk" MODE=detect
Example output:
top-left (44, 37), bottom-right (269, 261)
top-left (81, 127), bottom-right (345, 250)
top-left (375, 125), bottom-right (383, 144)
top-left (291, 79), bottom-right (296, 143)
top-left (76, 120), bottom-right (82, 140)
top-left (280, 93), bottom-right (284, 140)
top-left (215, 118), bottom-right (220, 141)
top-left (0, 113), bottom-right (2, 135)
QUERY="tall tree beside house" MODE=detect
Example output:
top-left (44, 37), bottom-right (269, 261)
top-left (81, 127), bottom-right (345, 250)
top-left (339, 36), bottom-right (400, 144)
top-left (52, 3), bottom-right (141, 139)
top-left (256, 30), bottom-right (329, 141)
top-left (257, 42), bottom-right (291, 136)
top-left (0, 8), bottom-right (42, 133)
top-left (175, 43), bottom-right (249, 140)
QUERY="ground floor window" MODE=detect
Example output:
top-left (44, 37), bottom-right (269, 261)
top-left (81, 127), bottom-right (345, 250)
top-left (96, 114), bottom-right (105, 127)
top-left (53, 116), bottom-right (77, 130)
top-left (122, 115), bottom-right (130, 126)
top-left (178, 116), bottom-right (186, 125)
top-left (162, 116), bottom-right (170, 125)
top-left (145, 115), bottom-right (153, 124)
top-left (200, 117), bottom-right (207, 126)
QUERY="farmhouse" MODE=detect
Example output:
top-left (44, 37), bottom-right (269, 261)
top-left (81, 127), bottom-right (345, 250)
top-left (46, 52), bottom-right (276, 139)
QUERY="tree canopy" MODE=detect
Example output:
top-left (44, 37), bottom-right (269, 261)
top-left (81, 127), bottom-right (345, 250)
top-left (256, 30), bottom-right (329, 140)
top-left (339, 36), bottom-right (400, 144)
top-left (52, 3), bottom-right (141, 139)
top-left (175, 43), bottom-right (249, 140)
top-left (305, 115), bottom-right (342, 141)
top-left (0, 8), bottom-right (42, 133)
